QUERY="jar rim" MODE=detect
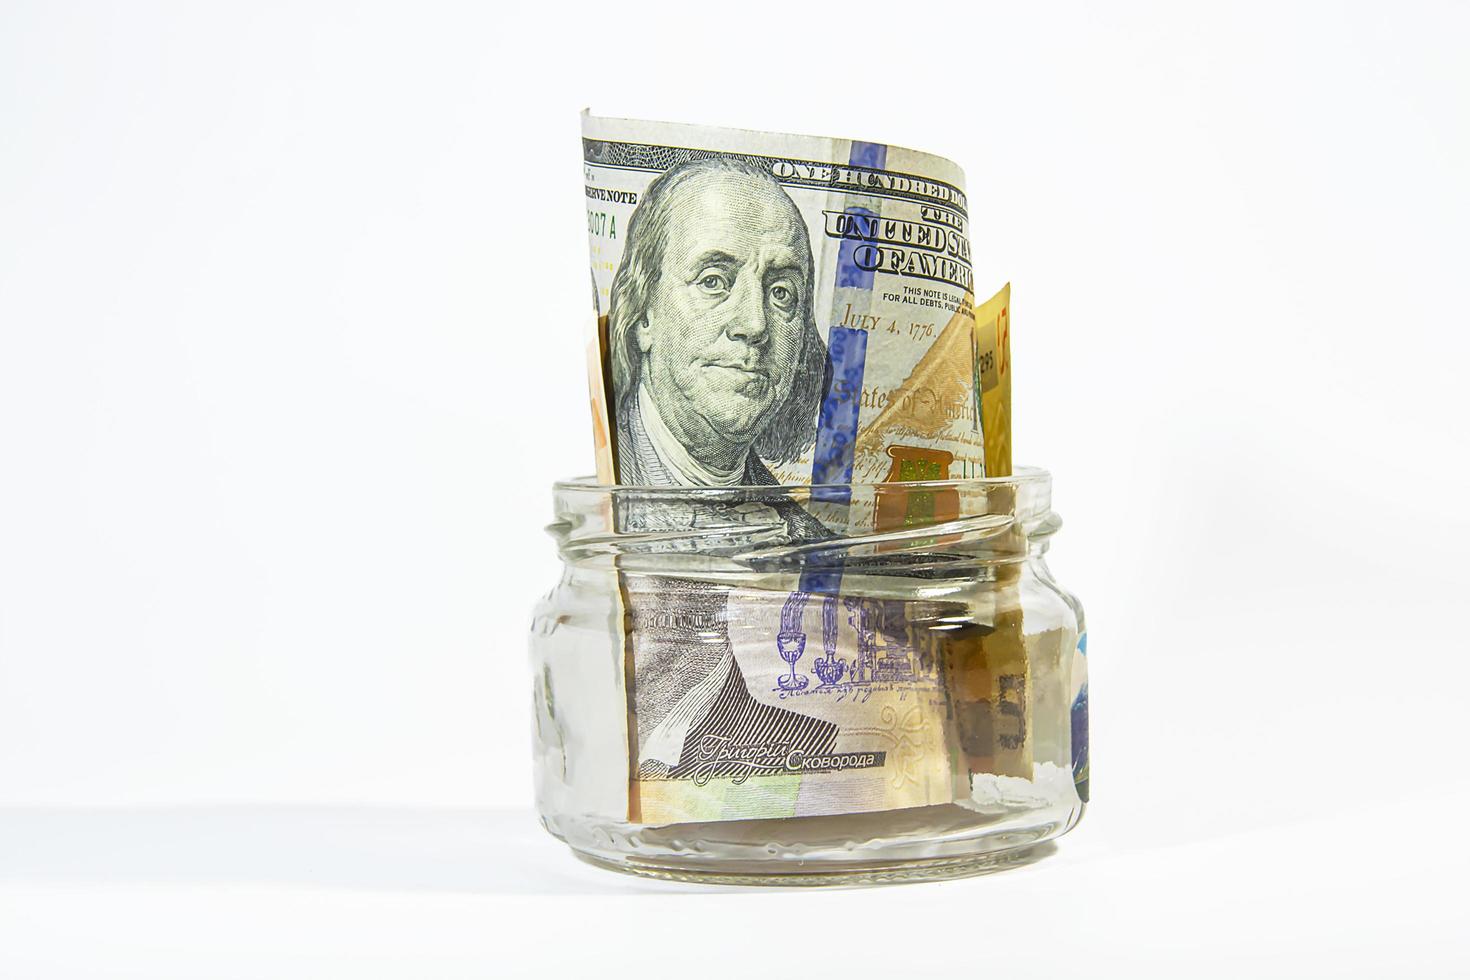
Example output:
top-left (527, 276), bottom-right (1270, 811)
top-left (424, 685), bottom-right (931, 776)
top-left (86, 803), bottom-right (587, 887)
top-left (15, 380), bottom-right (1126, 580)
top-left (552, 464), bottom-right (1051, 496)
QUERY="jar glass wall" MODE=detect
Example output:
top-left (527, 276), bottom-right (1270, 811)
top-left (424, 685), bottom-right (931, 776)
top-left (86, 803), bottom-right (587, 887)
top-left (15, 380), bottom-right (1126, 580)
top-left (530, 469), bottom-right (1086, 885)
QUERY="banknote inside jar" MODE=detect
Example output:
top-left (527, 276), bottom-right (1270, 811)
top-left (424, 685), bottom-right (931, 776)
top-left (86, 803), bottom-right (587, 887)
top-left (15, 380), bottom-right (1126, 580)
top-left (575, 113), bottom-right (1036, 827)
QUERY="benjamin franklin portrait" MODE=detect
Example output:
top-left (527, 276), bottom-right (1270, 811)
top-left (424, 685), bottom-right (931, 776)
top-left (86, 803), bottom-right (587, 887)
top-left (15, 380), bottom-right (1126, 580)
top-left (607, 157), bottom-right (831, 489)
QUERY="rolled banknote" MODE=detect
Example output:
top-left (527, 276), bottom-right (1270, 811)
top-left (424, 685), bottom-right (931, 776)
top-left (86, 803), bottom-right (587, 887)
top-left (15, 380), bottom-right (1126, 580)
top-left (943, 283), bottom-right (1024, 785)
top-left (579, 113), bottom-right (1012, 824)
top-left (581, 111), bottom-right (989, 503)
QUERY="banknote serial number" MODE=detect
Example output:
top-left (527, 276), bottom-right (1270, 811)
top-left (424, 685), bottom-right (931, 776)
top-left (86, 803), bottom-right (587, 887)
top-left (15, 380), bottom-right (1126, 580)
top-left (586, 210), bottom-right (617, 238)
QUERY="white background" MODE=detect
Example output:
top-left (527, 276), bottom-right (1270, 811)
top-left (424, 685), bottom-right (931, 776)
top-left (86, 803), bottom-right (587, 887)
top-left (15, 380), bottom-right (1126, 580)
top-left (2, 1), bottom-right (1467, 976)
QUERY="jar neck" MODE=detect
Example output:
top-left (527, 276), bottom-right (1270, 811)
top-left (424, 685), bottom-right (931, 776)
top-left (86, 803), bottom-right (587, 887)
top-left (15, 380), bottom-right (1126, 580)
top-left (548, 472), bottom-right (1059, 572)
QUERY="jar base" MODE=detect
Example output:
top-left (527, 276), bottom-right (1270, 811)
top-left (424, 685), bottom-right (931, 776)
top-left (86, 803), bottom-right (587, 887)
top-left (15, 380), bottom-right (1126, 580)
top-left (568, 839), bottom-right (1058, 887)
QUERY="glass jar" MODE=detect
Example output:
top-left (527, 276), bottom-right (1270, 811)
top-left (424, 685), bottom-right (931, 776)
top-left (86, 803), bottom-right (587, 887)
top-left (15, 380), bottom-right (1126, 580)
top-left (530, 468), bottom-right (1087, 885)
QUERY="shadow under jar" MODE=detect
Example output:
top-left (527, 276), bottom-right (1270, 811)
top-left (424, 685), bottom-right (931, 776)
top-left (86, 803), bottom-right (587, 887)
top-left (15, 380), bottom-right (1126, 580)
top-left (530, 468), bottom-right (1087, 885)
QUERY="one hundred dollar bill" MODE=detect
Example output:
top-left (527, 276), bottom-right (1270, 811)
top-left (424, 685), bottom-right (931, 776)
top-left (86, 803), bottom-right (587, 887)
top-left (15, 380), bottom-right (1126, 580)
top-left (582, 112), bottom-right (989, 499)
top-left (578, 113), bottom-right (1002, 825)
